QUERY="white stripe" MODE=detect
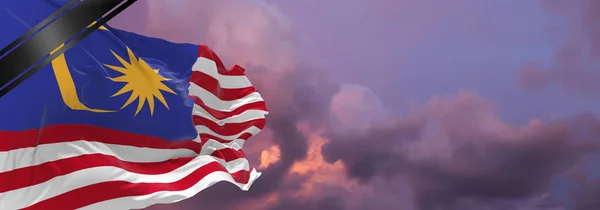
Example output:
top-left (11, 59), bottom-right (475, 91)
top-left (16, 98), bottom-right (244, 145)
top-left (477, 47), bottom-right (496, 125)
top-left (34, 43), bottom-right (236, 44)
top-left (199, 139), bottom-right (246, 155)
top-left (192, 134), bottom-right (248, 144)
top-left (0, 155), bottom-right (250, 209)
top-left (0, 141), bottom-right (197, 173)
top-left (195, 125), bottom-right (263, 141)
top-left (193, 104), bottom-right (268, 125)
top-left (79, 169), bottom-right (261, 210)
top-left (188, 83), bottom-right (264, 112)
top-left (191, 57), bottom-right (252, 89)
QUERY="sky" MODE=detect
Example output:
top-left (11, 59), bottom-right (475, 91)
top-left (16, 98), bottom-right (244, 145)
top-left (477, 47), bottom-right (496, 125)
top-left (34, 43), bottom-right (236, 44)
top-left (109, 0), bottom-right (600, 209)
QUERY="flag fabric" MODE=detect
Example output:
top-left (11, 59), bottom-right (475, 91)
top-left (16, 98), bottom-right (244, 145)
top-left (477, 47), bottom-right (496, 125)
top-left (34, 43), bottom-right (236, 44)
top-left (0, 1), bottom-right (268, 209)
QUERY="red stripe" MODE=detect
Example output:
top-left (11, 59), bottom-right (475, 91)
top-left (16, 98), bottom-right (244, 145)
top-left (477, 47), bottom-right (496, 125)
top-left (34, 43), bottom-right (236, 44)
top-left (190, 95), bottom-right (267, 120)
top-left (0, 124), bottom-right (201, 152)
top-left (197, 45), bottom-right (246, 76)
top-left (189, 71), bottom-right (256, 101)
top-left (192, 115), bottom-right (266, 136)
top-left (210, 148), bottom-right (246, 162)
top-left (23, 162), bottom-right (253, 210)
top-left (0, 154), bottom-right (195, 194)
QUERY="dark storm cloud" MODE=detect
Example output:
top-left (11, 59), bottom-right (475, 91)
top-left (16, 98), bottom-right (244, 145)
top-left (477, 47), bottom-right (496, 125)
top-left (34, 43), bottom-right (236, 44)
top-left (573, 178), bottom-right (600, 210)
top-left (322, 92), bottom-right (600, 210)
top-left (322, 117), bottom-right (424, 183)
top-left (268, 196), bottom-right (345, 210)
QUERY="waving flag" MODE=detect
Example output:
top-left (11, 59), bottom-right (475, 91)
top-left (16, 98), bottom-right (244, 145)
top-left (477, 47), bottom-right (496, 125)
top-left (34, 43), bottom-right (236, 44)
top-left (0, 1), bottom-right (267, 209)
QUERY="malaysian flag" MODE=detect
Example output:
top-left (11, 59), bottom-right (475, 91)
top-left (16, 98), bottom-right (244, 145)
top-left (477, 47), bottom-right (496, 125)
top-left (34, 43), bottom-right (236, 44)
top-left (0, 2), bottom-right (267, 209)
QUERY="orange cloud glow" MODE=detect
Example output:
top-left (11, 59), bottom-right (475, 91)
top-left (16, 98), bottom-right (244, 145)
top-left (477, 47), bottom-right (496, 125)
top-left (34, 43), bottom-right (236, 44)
top-left (259, 145), bottom-right (281, 169)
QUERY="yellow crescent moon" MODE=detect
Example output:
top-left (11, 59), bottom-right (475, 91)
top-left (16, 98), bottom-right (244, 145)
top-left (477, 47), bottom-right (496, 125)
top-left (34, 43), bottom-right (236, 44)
top-left (50, 44), bottom-right (115, 113)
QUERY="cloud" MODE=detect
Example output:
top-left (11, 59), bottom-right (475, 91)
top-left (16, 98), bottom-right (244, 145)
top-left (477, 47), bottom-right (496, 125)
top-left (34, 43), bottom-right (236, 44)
top-left (517, 0), bottom-right (600, 95)
top-left (268, 196), bottom-right (345, 210)
top-left (573, 178), bottom-right (600, 210)
top-left (330, 84), bottom-right (388, 133)
top-left (323, 91), bottom-right (600, 210)
top-left (112, 1), bottom-right (600, 210)
top-left (565, 165), bottom-right (600, 210)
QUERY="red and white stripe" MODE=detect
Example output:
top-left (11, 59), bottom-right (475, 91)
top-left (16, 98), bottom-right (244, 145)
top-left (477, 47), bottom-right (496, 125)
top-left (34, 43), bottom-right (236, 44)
top-left (0, 45), bottom-right (268, 209)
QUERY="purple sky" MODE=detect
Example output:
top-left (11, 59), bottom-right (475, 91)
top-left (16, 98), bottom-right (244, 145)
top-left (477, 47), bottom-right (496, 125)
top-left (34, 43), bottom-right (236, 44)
top-left (272, 0), bottom-right (599, 123)
top-left (111, 0), bottom-right (600, 209)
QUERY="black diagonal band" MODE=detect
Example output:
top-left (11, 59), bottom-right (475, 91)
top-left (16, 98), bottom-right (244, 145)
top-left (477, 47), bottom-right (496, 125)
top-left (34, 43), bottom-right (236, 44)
top-left (0, 0), bottom-right (138, 98)
top-left (0, 0), bottom-right (80, 59)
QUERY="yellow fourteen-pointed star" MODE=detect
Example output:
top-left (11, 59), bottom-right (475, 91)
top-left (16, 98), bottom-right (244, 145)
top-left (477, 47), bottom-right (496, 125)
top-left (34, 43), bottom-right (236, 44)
top-left (105, 47), bottom-right (177, 116)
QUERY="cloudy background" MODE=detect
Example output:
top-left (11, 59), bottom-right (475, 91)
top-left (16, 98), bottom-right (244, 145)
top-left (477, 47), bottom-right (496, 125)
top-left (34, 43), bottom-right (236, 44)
top-left (109, 0), bottom-right (600, 209)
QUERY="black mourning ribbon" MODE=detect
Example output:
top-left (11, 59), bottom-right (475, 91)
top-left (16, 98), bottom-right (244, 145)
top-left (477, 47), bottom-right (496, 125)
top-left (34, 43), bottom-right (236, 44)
top-left (0, 0), bottom-right (138, 98)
